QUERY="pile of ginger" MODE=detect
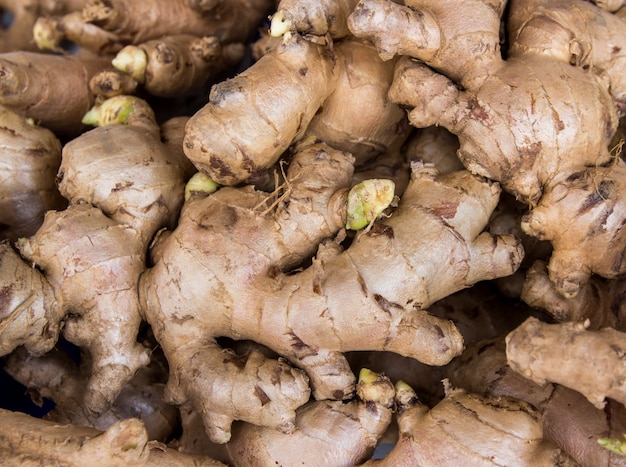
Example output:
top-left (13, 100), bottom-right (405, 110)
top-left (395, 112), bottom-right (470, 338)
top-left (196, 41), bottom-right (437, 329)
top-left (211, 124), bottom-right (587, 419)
top-left (1, 0), bottom-right (626, 465)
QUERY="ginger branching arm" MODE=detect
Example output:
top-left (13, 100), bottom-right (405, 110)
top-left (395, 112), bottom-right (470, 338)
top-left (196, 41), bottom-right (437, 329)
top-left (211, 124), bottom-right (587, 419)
top-left (110, 35), bottom-right (245, 98)
top-left (183, 32), bottom-right (339, 186)
top-left (0, 51), bottom-right (110, 135)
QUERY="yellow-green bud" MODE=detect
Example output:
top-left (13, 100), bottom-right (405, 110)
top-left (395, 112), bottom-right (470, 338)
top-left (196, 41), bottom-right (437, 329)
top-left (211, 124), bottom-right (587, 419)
top-left (346, 179), bottom-right (396, 230)
top-left (112, 46), bottom-right (148, 83)
top-left (185, 172), bottom-right (220, 200)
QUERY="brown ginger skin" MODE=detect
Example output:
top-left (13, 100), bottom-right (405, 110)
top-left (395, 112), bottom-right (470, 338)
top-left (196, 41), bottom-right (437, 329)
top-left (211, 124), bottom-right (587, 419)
top-left (0, 106), bottom-right (66, 242)
top-left (140, 153), bottom-right (523, 443)
top-left (363, 382), bottom-right (574, 467)
top-left (506, 316), bottom-right (626, 409)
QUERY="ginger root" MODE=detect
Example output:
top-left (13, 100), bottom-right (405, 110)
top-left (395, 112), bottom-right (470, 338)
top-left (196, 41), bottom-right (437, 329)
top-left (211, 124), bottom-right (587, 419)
top-left (348, 0), bottom-right (626, 297)
top-left (111, 35), bottom-right (245, 98)
top-left (364, 381), bottom-right (575, 466)
top-left (36, 0), bottom-right (274, 53)
top-left (181, 368), bottom-right (396, 466)
top-left (0, 408), bottom-right (226, 466)
top-left (140, 155), bottom-right (522, 442)
top-left (0, 96), bottom-right (186, 414)
top-left (506, 316), bottom-right (626, 409)
top-left (0, 106), bottom-right (66, 242)
top-left (0, 50), bottom-right (110, 135)
top-left (448, 337), bottom-right (626, 467)
top-left (183, 32), bottom-right (339, 185)
top-left (184, 32), bottom-right (409, 185)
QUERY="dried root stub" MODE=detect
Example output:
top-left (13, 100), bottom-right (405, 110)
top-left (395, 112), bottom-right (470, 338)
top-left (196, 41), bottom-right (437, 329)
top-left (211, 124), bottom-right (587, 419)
top-left (506, 316), bottom-right (626, 410)
top-left (0, 105), bottom-right (66, 242)
top-left (0, 409), bottom-right (226, 467)
top-left (140, 155), bottom-right (523, 443)
top-left (363, 381), bottom-right (575, 467)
